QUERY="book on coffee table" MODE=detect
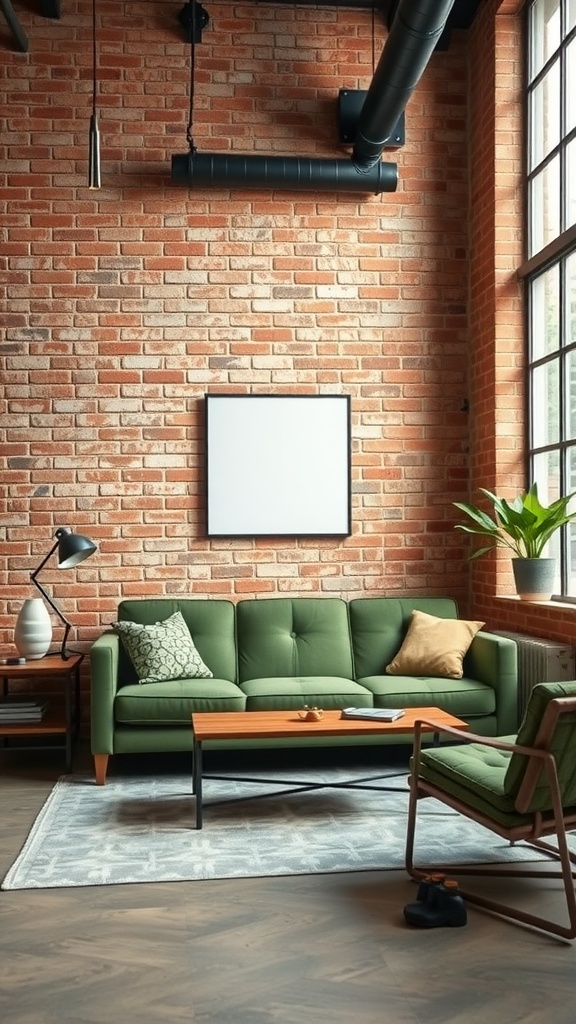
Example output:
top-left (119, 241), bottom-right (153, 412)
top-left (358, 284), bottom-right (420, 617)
top-left (341, 707), bottom-right (405, 722)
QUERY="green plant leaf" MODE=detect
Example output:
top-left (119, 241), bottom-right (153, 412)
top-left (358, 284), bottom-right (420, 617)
top-left (452, 483), bottom-right (576, 561)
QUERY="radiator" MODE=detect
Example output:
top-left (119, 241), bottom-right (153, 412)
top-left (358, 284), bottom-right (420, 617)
top-left (494, 631), bottom-right (576, 719)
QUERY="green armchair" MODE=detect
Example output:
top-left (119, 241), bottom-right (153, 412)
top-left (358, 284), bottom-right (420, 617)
top-left (405, 680), bottom-right (576, 941)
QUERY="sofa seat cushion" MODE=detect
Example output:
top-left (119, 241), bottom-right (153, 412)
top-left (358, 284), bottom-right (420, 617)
top-left (414, 738), bottom-right (532, 828)
top-left (357, 675), bottom-right (496, 719)
top-left (115, 679), bottom-right (245, 724)
top-left (240, 676), bottom-right (372, 712)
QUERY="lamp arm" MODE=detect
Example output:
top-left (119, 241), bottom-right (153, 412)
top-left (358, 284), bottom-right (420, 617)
top-left (31, 552), bottom-right (74, 660)
top-left (30, 538), bottom-right (59, 584)
top-left (30, 573), bottom-right (72, 629)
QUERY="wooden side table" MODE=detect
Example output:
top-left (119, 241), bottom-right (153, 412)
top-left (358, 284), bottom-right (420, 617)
top-left (0, 653), bottom-right (84, 772)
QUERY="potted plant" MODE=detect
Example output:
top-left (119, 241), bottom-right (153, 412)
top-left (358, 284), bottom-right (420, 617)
top-left (453, 483), bottom-right (576, 601)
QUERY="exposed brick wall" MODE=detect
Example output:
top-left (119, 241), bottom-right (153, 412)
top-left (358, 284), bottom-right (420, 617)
top-left (467, 0), bottom-right (526, 610)
top-left (1, 0), bottom-right (474, 659)
top-left (4, 0), bottom-right (572, 673)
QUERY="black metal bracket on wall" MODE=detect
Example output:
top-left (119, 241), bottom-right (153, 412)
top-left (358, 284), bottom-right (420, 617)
top-left (338, 90), bottom-right (405, 147)
top-left (41, 0), bottom-right (61, 18)
top-left (178, 2), bottom-right (209, 43)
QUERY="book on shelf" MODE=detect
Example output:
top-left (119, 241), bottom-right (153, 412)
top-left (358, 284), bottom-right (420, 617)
top-left (0, 698), bottom-right (49, 707)
top-left (0, 699), bottom-right (49, 722)
top-left (0, 717), bottom-right (47, 723)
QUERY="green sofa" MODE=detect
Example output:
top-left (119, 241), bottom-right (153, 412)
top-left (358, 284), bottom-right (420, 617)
top-left (90, 596), bottom-right (518, 783)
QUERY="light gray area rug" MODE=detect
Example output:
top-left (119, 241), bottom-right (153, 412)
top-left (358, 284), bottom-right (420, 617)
top-left (2, 766), bottom-right (547, 890)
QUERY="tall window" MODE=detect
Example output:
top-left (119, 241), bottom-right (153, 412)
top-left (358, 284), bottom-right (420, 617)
top-left (526, 0), bottom-right (576, 598)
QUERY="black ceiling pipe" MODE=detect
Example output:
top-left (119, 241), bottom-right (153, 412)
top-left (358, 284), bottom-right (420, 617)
top-left (352, 0), bottom-right (457, 171)
top-left (171, 152), bottom-right (398, 194)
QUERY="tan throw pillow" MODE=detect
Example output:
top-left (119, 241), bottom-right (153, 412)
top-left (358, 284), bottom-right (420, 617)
top-left (385, 610), bottom-right (485, 679)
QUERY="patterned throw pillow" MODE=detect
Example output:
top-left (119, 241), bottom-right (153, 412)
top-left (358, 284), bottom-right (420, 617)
top-left (111, 610), bottom-right (213, 684)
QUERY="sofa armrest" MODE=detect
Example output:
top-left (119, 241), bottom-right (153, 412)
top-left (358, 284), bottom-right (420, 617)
top-left (90, 631), bottom-right (121, 755)
top-left (464, 631), bottom-right (518, 734)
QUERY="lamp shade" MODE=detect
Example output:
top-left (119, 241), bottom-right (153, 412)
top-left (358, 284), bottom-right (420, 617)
top-left (56, 528), bottom-right (97, 569)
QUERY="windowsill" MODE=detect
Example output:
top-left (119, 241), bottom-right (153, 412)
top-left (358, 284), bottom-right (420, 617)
top-left (494, 595), bottom-right (576, 614)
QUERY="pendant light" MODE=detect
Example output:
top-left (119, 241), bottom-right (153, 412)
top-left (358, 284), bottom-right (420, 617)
top-left (88, 0), bottom-right (101, 188)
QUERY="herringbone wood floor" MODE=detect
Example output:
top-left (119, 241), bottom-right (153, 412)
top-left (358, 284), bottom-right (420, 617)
top-left (2, 743), bottom-right (576, 1024)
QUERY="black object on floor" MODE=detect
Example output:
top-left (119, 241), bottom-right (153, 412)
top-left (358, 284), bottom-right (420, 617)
top-left (404, 875), bottom-right (467, 928)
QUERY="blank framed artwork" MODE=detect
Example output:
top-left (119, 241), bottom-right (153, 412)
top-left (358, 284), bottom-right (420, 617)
top-left (205, 394), bottom-right (351, 537)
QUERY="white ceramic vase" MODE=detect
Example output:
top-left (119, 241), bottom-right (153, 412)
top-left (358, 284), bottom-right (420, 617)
top-left (14, 598), bottom-right (53, 660)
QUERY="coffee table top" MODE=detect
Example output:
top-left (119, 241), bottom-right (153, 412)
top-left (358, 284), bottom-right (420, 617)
top-left (191, 707), bottom-right (469, 742)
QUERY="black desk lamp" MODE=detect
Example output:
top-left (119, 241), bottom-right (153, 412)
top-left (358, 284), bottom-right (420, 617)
top-left (31, 527), bottom-right (97, 660)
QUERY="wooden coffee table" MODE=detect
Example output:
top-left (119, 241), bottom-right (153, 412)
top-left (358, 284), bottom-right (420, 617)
top-left (191, 707), bottom-right (468, 829)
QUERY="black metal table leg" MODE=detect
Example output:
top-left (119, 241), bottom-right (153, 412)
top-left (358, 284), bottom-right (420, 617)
top-left (64, 667), bottom-right (72, 773)
top-left (73, 660), bottom-right (82, 738)
top-left (193, 738), bottom-right (203, 829)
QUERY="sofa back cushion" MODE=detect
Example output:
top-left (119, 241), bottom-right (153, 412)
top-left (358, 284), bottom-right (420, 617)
top-left (236, 598), bottom-right (354, 682)
top-left (348, 597), bottom-right (460, 678)
top-left (116, 599), bottom-right (237, 684)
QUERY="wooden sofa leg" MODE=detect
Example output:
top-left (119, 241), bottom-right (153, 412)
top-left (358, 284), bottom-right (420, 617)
top-left (94, 754), bottom-right (109, 785)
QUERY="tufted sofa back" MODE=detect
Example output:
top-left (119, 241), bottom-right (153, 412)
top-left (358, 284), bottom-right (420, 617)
top-left (236, 597), bottom-right (354, 682)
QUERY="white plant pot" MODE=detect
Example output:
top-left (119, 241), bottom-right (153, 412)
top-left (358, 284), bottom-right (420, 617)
top-left (14, 598), bottom-right (53, 660)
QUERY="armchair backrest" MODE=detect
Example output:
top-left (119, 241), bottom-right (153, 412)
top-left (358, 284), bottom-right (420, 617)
top-left (503, 680), bottom-right (576, 813)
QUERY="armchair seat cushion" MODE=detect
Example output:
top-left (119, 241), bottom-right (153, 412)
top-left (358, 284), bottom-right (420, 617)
top-left (241, 676), bottom-right (371, 712)
top-left (115, 679), bottom-right (245, 724)
top-left (358, 675), bottom-right (496, 718)
top-left (416, 738), bottom-right (532, 827)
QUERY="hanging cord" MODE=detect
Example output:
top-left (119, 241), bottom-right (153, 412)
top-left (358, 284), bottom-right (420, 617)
top-left (371, 1), bottom-right (377, 75)
top-left (186, 0), bottom-right (197, 153)
top-left (92, 0), bottom-right (97, 117)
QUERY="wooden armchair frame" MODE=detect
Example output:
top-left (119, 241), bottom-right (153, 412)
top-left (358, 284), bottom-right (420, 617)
top-left (405, 695), bottom-right (576, 941)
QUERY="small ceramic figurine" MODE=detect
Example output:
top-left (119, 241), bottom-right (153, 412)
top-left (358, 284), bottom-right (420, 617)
top-left (298, 705), bottom-right (324, 721)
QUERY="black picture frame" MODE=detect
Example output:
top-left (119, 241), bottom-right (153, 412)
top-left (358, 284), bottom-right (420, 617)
top-left (205, 394), bottom-right (351, 537)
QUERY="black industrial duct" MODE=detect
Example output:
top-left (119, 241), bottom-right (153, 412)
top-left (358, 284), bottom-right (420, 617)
top-left (171, 0), bottom-right (456, 192)
top-left (352, 0), bottom-right (457, 171)
top-left (171, 152), bottom-right (398, 194)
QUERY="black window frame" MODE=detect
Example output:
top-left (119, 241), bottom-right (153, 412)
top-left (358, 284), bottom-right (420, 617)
top-left (522, 0), bottom-right (576, 601)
